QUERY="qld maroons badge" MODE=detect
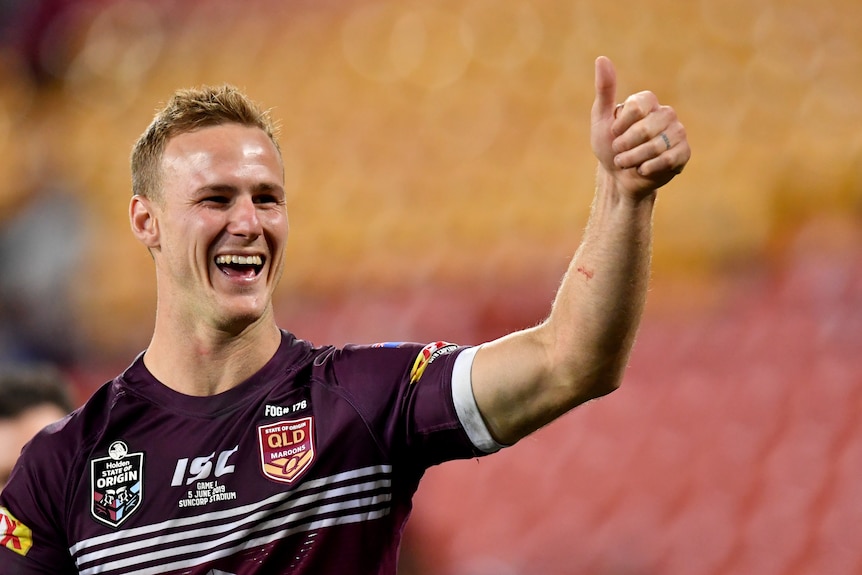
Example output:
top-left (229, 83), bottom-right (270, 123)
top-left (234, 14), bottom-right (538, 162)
top-left (90, 441), bottom-right (144, 528)
top-left (258, 417), bottom-right (315, 484)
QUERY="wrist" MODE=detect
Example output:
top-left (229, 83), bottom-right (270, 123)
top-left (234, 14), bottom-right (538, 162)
top-left (595, 164), bottom-right (658, 209)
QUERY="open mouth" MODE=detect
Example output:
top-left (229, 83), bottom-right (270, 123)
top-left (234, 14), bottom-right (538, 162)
top-left (214, 254), bottom-right (265, 279)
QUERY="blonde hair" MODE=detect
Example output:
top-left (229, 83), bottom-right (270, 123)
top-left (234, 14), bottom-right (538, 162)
top-left (131, 85), bottom-right (280, 200)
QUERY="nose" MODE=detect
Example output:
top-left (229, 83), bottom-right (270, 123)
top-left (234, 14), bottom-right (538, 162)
top-left (227, 195), bottom-right (262, 238)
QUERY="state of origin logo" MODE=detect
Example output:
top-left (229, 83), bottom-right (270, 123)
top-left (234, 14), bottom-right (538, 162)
top-left (90, 441), bottom-right (144, 527)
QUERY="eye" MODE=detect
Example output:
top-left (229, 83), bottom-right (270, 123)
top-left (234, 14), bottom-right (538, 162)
top-left (253, 194), bottom-right (279, 205)
top-left (251, 183), bottom-right (285, 205)
top-left (202, 196), bottom-right (230, 205)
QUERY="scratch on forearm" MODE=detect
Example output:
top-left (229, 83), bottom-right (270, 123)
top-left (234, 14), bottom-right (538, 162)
top-left (576, 266), bottom-right (594, 280)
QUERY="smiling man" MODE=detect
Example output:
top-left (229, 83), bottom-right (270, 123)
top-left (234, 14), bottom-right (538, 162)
top-left (0, 57), bottom-right (689, 574)
top-left (130, 117), bottom-right (289, 396)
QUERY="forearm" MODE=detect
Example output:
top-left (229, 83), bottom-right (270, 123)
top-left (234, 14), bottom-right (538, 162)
top-left (469, 56), bottom-right (688, 445)
top-left (472, 167), bottom-right (656, 444)
top-left (547, 165), bottom-right (656, 398)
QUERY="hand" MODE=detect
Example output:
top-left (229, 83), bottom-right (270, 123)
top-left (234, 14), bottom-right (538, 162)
top-left (590, 56), bottom-right (690, 197)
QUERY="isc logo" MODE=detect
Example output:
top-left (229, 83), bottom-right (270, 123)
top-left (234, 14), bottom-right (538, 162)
top-left (171, 446), bottom-right (238, 487)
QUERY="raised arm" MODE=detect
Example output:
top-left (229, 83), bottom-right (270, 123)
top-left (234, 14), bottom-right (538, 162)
top-left (470, 56), bottom-right (690, 445)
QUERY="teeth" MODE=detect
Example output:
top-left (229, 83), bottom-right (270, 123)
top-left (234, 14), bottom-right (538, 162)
top-left (215, 255), bottom-right (263, 266)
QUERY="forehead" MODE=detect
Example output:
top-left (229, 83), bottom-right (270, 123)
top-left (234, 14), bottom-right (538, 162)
top-left (161, 123), bottom-right (283, 187)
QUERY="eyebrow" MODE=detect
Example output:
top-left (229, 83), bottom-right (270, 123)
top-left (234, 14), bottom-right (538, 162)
top-left (196, 182), bottom-right (284, 195)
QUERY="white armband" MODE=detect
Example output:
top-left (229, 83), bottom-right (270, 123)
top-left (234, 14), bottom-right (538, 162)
top-left (451, 346), bottom-right (504, 454)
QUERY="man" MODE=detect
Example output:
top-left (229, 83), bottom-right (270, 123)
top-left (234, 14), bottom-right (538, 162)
top-left (0, 56), bottom-right (689, 574)
top-left (0, 365), bottom-right (74, 493)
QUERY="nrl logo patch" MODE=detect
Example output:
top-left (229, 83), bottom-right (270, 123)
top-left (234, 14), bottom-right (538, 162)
top-left (90, 441), bottom-right (144, 528)
top-left (258, 417), bottom-right (315, 484)
top-left (410, 341), bottom-right (458, 384)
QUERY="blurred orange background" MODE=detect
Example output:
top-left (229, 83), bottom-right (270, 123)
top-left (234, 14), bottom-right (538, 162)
top-left (1, 0), bottom-right (860, 573)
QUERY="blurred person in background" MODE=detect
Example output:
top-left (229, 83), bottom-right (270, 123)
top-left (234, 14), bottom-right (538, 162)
top-left (0, 120), bottom-right (86, 366)
top-left (0, 184), bottom-right (85, 365)
top-left (0, 364), bottom-right (74, 492)
top-left (0, 56), bottom-right (689, 574)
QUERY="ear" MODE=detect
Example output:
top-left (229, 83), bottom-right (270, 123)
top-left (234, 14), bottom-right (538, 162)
top-left (129, 194), bottom-right (160, 249)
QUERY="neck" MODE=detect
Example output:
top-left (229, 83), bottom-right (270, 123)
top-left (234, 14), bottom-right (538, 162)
top-left (143, 316), bottom-right (282, 396)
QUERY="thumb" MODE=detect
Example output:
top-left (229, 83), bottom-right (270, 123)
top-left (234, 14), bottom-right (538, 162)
top-left (591, 56), bottom-right (617, 124)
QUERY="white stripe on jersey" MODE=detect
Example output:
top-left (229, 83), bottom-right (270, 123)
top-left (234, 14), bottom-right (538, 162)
top-left (70, 464), bottom-right (393, 575)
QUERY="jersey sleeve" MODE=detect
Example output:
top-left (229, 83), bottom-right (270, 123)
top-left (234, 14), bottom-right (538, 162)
top-left (0, 425), bottom-right (79, 574)
top-left (324, 341), bottom-right (503, 470)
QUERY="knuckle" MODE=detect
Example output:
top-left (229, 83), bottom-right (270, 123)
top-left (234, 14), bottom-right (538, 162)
top-left (633, 123), bottom-right (651, 141)
top-left (625, 91), bottom-right (656, 116)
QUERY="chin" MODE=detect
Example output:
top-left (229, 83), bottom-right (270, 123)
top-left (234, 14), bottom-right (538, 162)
top-left (215, 315), bottom-right (263, 337)
top-left (213, 305), bottom-right (266, 331)
top-left (209, 291), bottom-right (272, 331)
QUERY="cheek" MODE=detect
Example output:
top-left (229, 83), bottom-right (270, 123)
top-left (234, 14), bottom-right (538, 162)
top-left (0, 427), bottom-right (22, 469)
top-left (160, 216), bottom-right (217, 271)
top-left (178, 214), bottom-right (219, 248)
top-left (265, 213), bottom-right (289, 242)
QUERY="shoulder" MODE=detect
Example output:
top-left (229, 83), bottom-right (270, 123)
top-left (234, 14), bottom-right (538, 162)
top-left (18, 377), bottom-right (121, 471)
top-left (311, 340), bottom-right (467, 408)
top-left (0, 378), bottom-right (119, 546)
top-left (318, 341), bottom-right (460, 375)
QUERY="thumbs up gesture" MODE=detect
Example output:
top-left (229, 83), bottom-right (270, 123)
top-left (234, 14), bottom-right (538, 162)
top-left (590, 56), bottom-right (690, 197)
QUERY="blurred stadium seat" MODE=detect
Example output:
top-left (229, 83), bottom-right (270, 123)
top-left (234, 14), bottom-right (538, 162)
top-left (1, 0), bottom-right (861, 573)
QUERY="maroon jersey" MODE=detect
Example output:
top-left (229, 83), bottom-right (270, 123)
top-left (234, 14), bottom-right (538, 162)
top-left (0, 331), bottom-right (500, 574)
